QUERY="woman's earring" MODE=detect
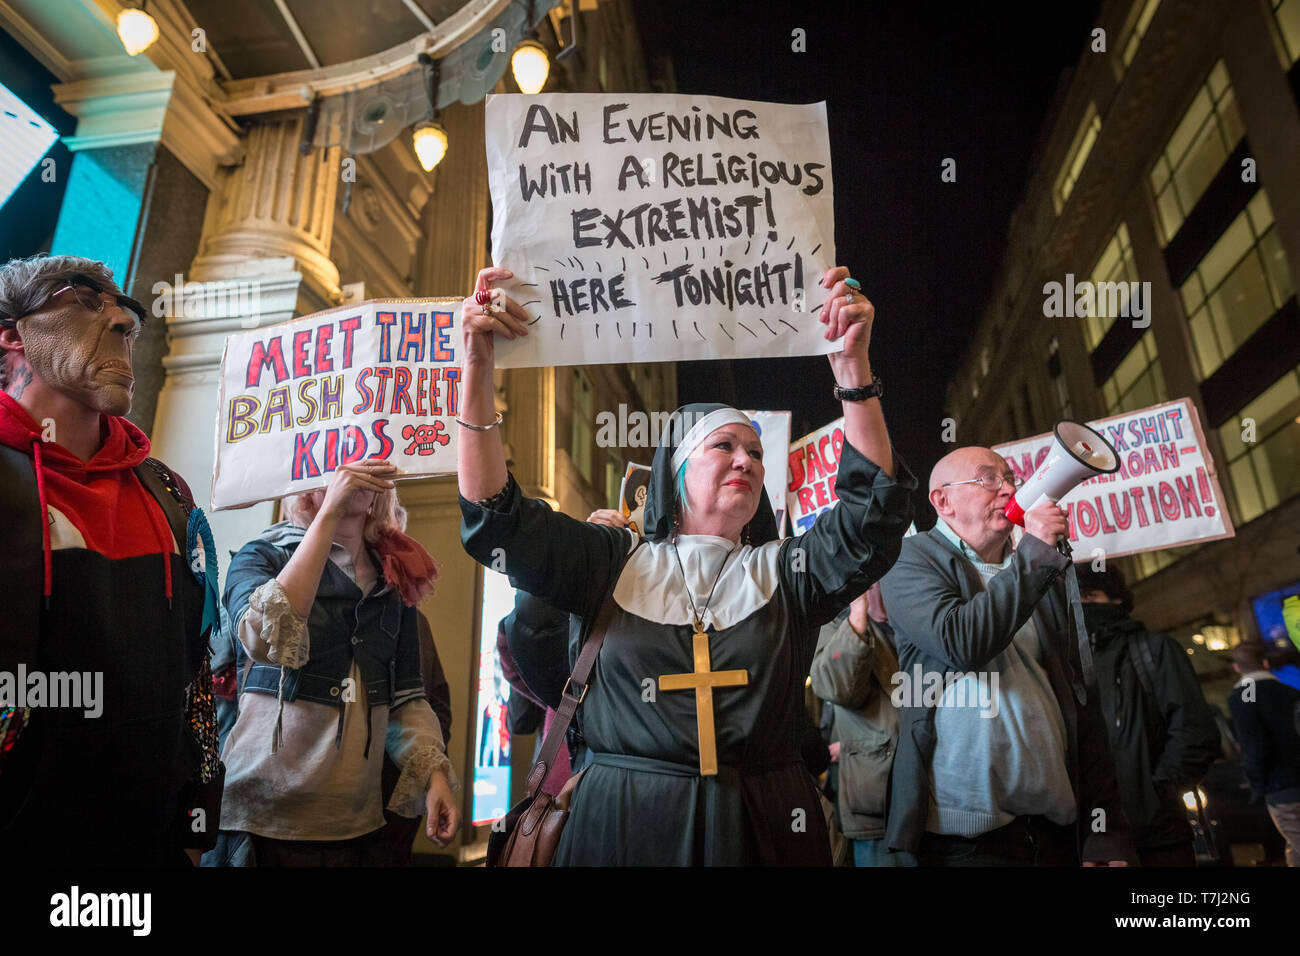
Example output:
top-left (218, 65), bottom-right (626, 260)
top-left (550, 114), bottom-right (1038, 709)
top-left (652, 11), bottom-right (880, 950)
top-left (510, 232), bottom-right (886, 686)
top-left (742, 523), bottom-right (751, 546)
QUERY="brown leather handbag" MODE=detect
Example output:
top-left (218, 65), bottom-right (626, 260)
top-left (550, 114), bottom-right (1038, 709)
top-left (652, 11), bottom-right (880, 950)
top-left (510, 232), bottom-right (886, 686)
top-left (487, 551), bottom-right (631, 867)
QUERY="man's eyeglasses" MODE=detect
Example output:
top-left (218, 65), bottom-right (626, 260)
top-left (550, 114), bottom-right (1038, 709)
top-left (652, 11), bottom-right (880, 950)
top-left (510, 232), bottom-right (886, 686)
top-left (943, 472), bottom-right (1023, 492)
top-left (3, 283), bottom-right (147, 338)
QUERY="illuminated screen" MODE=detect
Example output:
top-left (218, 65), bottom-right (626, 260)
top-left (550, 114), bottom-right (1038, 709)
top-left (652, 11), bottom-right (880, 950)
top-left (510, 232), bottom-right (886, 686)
top-left (471, 567), bottom-right (517, 826)
top-left (1251, 580), bottom-right (1300, 654)
top-left (0, 81), bottom-right (58, 210)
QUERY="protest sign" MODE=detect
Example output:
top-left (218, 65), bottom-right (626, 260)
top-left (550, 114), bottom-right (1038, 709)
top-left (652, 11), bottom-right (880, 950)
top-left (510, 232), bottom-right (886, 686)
top-left (744, 410), bottom-right (792, 537)
top-left (786, 416), bottom-right (845, 534)
top-left (619, 462), bottom-right (652, 535)
top-left (991, 399), bottom-right (1235, 559)
top-left (485, 92), bottom-right (837, 368)
top-left (211, 299), bottom-right (462, 511)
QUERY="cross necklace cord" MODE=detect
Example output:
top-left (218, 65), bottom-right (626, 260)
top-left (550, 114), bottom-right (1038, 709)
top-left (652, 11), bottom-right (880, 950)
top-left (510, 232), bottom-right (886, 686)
top-left (670, 539), bottom-right (736, 634)
top-left (660, 540), bottom-right (749, 775)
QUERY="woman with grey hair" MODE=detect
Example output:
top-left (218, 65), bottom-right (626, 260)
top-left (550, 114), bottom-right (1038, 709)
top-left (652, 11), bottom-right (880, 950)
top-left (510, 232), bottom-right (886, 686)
top-left (456, 265), bottom-right (915, 865)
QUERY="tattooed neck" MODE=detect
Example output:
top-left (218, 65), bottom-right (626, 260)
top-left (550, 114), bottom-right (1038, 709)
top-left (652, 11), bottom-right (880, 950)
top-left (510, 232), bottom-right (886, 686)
top-left (6, 362), bottom-right (34, 401)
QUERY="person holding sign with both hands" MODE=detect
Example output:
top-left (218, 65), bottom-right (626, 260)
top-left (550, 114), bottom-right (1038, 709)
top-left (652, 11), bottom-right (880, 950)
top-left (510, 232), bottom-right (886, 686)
top-left (458, 265), bottom-right (915, 865)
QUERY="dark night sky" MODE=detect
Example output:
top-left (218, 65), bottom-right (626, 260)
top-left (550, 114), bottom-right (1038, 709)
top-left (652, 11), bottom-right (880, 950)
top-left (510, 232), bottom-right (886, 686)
top-left (632, 0), bottom-right (1101, 523)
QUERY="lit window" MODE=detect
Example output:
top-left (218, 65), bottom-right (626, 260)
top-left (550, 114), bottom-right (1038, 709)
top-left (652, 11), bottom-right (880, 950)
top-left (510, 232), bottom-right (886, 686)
top-left (1217, 364), bottom-right (1300, 524)
top-left (1274, 0), bottom-right (1300, 64)
top-left (0, 80), bottom-right (59, 211)
top-left (1121, 0), bottom-right (1162, 69)
top-left (1054, 103), bottom-right (1101, 213)
top-left (570, 369), bottom-right (593, 482)
top-left (1131, 544), bottom-right (1197, 581)
top-left (1100, 332), bottom-right (1166, 415)
top-left (1180, 190), bottom-right (1294, 380)
top-left (1081, 223), bottom-right (1140, 349)
top-left (605, 458), bottom-right (622, 511)
top-left (1048, 335), bottom-right (1072, 419)
top-left (1149, 61), bottom-right (1246, 244)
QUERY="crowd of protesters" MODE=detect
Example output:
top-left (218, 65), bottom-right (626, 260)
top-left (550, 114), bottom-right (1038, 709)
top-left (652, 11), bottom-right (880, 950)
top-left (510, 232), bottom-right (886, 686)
top-left (2, 252), bottom-right (1297, 867)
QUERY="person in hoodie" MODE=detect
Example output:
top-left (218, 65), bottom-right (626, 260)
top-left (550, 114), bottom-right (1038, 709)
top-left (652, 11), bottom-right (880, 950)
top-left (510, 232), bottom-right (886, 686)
top-left (208, 462), bottom-right (459, 865)
top-left (1229, 640), bottom-right (1300, 866)
top-left (1076, 564), bottom-right (1220, 866)
top-left (0, 254), bottom-right (223, 865)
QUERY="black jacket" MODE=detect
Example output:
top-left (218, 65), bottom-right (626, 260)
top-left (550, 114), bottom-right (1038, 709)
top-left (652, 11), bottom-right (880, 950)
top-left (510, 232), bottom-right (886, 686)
top-left (1086, 603), bottom-right (1220, 849)
top-left (1228, 672), bottom-right (1300, 805)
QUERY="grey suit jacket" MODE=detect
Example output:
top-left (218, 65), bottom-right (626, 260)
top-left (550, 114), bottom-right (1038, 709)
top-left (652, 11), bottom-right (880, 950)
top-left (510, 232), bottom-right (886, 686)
top-left (880, 527), bottom-right (1134, 862)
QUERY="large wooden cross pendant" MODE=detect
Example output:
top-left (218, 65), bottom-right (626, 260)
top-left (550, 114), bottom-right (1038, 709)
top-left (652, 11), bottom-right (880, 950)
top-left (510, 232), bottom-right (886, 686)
top-left (658, 630), bottom-right (749, 775)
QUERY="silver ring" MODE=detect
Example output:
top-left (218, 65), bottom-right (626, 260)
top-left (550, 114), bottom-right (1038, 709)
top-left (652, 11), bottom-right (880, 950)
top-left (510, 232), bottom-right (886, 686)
top-left (844, 292), bottom-right (855, 304)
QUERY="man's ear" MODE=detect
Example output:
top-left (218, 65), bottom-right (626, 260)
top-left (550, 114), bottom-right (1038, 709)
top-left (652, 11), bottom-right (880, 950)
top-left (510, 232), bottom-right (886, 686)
top-left (0, 325), bottom-right (24, 354)
top-left (929, 487), bottom-right (951, 517)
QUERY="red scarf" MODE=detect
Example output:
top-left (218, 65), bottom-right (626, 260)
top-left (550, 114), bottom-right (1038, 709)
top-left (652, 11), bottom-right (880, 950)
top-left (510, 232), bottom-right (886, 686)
top-left (374, 528), bottom-right (440, 607)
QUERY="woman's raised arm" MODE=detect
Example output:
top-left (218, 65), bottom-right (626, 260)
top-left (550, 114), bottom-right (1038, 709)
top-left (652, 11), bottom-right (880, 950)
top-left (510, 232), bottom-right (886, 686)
top-left (457, 266), bottom-right (531, 501)
top-left (818, 265), bottom-right (894, 479)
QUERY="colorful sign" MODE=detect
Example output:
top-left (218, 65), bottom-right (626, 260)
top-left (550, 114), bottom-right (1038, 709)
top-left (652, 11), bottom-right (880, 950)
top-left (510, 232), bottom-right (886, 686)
top-left (618, 462), bottom-right (652, 534)
top-left (211, 299), bottom-right (462, 510)
top-left (991, 399), bottom-right (1235, 559)
top-left (786, 416), bottom-right (845, 534)
top-left (472, 567), bottom-right (516, 827)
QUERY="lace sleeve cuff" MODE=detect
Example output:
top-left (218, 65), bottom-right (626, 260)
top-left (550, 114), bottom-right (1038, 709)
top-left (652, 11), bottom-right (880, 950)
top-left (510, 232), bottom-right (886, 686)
top-left (247, 578), bottom-right (310, 669)
top-left (386, 745), bottom-right (455, 818)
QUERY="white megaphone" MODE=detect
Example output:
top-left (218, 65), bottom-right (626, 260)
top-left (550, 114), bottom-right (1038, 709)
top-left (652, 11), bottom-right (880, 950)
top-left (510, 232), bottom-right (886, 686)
top-left (1004, 421), bottom-right (1120, 527)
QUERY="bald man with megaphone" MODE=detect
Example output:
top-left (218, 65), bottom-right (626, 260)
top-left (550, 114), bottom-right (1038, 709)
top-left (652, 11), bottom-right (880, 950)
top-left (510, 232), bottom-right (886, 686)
top-left (880, 438), bottom-right (1136, 868)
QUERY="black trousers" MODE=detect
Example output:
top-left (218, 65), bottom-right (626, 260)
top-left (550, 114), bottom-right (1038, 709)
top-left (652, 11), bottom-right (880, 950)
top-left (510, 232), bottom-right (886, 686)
top-left (203, 827), bottom-right (399, 866)
top-left (918, 815), bottom-right (1078, 867)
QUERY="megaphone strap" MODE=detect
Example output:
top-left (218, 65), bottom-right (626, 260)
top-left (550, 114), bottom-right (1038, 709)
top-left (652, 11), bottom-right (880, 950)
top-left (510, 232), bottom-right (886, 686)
top-left (1063, 561), bottom-right (1095, 706)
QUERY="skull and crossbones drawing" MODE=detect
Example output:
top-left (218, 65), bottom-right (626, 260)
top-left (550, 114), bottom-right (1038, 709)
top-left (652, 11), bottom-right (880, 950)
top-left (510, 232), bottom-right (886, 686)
top-left (401, 422), bottom-right (450, 456)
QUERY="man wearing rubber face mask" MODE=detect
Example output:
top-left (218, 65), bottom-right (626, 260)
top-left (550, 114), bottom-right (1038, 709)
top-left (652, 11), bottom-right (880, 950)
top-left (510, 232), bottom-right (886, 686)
top-left (0, 254), bottom-right (224, 866)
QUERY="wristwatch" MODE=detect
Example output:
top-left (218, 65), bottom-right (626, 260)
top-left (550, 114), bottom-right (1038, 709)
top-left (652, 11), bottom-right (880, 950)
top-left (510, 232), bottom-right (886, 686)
top-left (832, 374), bottom-right (883, 402)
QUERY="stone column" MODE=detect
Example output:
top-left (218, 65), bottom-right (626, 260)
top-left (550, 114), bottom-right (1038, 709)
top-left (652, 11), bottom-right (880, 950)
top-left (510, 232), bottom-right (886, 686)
top-left (149, 114), bottom-right (344, 564)
top-left (190, 115), bottom-right (342, 301)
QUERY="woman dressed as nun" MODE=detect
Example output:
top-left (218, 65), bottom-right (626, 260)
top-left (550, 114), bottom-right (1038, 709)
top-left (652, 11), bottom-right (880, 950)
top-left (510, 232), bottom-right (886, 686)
top-left (457, 265), bottom-right (915, 865)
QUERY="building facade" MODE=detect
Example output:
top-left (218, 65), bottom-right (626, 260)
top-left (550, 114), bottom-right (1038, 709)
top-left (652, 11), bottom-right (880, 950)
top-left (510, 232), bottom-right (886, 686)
top-left (944, 0), bottom-right (1300, 696)
top-left (0, 0), bottom-right (673, 861)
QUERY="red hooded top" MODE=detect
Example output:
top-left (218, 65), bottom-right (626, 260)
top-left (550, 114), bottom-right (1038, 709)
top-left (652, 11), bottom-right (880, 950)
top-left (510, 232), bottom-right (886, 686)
top-left (0, 390), bottom-right (177, 600)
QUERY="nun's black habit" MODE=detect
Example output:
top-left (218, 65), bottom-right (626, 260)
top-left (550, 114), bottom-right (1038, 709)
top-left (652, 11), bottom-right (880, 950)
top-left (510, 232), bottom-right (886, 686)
top-left (460, 403), bottom-right (915, 864)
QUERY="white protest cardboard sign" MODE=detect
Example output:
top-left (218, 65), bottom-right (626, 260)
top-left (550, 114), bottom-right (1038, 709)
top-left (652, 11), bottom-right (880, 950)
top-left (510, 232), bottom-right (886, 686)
top-left (743, 410), bottom-right (792, 537)
top-left (485, 92), bottom-right (837, 368)
top-left (211, 299), bottom-right (463, 511)
top-left (787, 416), bottom-right (846, 534)
top-left (991, 398), bottom-right (1235, 559)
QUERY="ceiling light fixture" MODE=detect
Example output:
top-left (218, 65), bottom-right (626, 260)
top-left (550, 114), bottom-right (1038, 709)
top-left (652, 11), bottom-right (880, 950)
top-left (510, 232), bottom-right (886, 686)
top-left (512, 0), bottom-right (551, 95)
top-left (117, 2), bottom-right (160, 57)
top-left (412, 52), bottom-right (447, 172)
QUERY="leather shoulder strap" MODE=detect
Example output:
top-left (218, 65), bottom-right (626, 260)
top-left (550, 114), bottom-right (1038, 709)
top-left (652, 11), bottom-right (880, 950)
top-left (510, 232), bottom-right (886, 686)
top-left (134, 457), bottom-right (191, 556)
top-left (526, 537), bottom-right (642, 798)
top-left (0, 445), bottom-right (41, 672)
